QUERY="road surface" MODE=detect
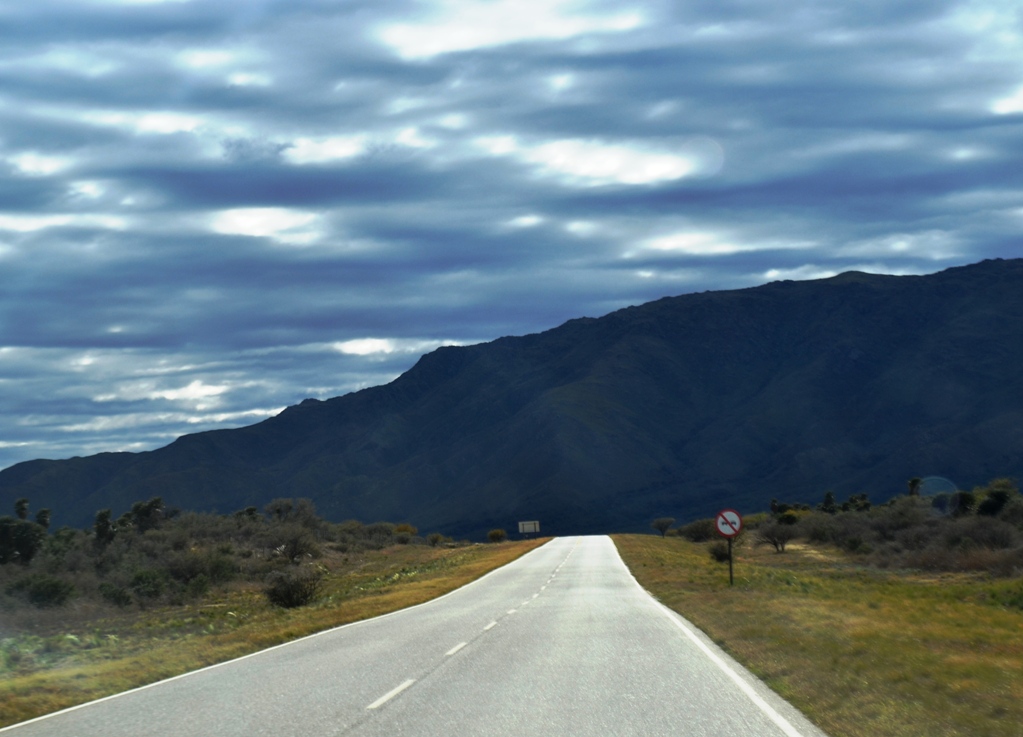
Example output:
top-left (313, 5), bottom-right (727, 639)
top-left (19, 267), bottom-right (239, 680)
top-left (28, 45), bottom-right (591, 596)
top-left (2, 536), bottom-right (829, 736)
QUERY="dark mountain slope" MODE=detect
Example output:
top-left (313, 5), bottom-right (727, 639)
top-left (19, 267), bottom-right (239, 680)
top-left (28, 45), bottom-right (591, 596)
top-left (3, 259), bottom-right (1022, 536)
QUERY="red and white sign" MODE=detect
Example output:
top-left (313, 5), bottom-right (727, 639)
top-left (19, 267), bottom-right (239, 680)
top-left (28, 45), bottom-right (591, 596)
top-left (715, 508), bottom-right (743, 538)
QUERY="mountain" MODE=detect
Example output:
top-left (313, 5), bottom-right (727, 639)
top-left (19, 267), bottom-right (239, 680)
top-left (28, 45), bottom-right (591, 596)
top-left (3, 259), bottom-right (1023, 537)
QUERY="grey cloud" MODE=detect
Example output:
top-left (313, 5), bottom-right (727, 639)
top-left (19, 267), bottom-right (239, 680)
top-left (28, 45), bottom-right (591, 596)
top-left (2, 0), bottom-right (1022, 471)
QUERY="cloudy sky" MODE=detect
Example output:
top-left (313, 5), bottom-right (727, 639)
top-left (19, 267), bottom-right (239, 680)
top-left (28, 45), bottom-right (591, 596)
top-left (1, 0), bottom-right (1021, 470)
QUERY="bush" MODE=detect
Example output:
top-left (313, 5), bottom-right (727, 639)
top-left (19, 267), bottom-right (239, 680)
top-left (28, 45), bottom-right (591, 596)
top-left (427, 533), bottom-right (445, 547)
top-left (708, 541), bottom-right (731, 562)
top-left (99, 582), bottom-right (132, 608)
top-left (184, 574), bottom-right (210, 600)
top-left (264, 567), bottom-right (322, 608)
top-left (678, 518), bottom-right (717, 542)
top-left (130, 569), bottom-right (168, 601)
top-left (757, 522), bottom-right (798, 552)
top-left (264, 524), bottom-right (320, 561)
top-left (487, 529), bottom-right (507, 543)
top-left (6, 575), bottom-right (75, 608)
top-left (651, 517), bottom-right (675, 537)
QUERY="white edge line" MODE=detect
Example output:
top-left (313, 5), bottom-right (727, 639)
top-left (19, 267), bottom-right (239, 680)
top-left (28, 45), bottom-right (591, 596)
top-left (0, 539), bottom-right (554, 733)
top-left (655, 604), bottom-right (806, 737)
top-left (445, 642), bottom-right (467, 656)
top-left (366, 679), bottom-right (416, 709)
top-left (611, 537), bottom-right (809, 737)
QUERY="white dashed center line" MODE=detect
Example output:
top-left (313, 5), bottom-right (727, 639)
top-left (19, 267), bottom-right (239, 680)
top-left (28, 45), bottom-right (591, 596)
top-left (366, 679), bottom-right (416, 710)
top-left (445, 642), bottom-right (467, 656)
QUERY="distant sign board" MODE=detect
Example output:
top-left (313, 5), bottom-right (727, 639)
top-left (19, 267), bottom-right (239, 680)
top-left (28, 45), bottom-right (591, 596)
top-left (518, 520), bottom-right (540, 534)
top-left (715, 509), bottom-right (743, 538)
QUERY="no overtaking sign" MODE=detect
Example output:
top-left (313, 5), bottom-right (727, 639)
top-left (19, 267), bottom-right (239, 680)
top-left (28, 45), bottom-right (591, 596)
top-left (715, 508), bottom-right (743, 538)
top-left (714, 508), bottom-right (743, 586)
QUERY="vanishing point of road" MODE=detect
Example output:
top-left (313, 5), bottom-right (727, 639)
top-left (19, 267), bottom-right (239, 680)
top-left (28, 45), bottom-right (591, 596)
top-left (3, 536), bottom-right (829, 736)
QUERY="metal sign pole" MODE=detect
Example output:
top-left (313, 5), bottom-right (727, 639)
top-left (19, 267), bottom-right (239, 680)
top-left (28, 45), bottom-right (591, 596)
top-left (728, 537), bottom-right (734, 586)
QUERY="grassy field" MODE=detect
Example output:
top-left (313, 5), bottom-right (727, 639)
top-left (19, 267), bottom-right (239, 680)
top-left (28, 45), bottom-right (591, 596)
top-left (613, 533), bottom-right (1023, 737)
top-left (0, 538), bottom-right (547, 728)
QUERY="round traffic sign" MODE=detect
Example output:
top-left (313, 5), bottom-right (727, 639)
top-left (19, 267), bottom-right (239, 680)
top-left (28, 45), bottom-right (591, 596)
top-left (715, 508), bottom-right (743, 538)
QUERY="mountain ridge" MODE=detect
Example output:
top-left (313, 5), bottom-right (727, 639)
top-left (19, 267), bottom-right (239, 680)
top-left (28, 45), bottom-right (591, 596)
top-left (3, 258), bottom-right (1022, 537)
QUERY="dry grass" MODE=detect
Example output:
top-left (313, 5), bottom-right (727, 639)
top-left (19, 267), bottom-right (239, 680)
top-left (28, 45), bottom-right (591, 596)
top-left (0, 538), bottom-right (547, 728)
top-left (613, 534), bottom-right (1023, 737)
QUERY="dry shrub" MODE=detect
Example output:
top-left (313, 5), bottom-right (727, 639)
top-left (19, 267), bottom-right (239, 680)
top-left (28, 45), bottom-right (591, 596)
top-left (263, 567), bottom-right (323, 608)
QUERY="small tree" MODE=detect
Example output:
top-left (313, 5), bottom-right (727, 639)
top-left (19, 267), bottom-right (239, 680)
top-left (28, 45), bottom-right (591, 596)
top-left (35, 508), bottom-right (51, 530)
top-left (94, 509), bottom-right (116, 547)
top-left (651, 517), bottom-right (675, 537)
top-left (14, 498), bottom-right (29, 520)
top-left (488, 528), bottom-right (507, 543)
top-left (0, 516), bottom-right (45, 565)
top-left (818, 491), bottom-right (837, 514)
top-left (129, 497), bottom-right (164, 533)
top-left (394, 523), bottom-right (418, 544)
top-left (264, 567), bottom-right (322, 608)
top-left (265, 498), bottom-right (294, 522)
top-left (756, 521), bottom-right (797, 553)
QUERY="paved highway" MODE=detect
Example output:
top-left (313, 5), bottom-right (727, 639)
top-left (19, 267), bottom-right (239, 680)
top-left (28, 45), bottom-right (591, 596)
top-left (3, 536), bottom-right (829, 736)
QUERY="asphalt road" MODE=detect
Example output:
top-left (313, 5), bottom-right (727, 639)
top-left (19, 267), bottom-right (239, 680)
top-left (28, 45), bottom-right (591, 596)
top-left (3, 536), bottom-right (830, 736)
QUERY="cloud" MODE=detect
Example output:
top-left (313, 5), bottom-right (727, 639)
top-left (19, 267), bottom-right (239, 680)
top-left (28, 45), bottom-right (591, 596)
top-left (0, 0), bottom-right (1022, 471)
top-left (376, 0), bottom-right (645, 59)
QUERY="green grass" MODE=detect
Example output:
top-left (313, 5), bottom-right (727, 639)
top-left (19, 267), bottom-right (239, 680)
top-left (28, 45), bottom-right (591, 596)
top-left (613, 534), bottom-right (1023, 737)
top-left (0, 539), bottom-right (547, 728)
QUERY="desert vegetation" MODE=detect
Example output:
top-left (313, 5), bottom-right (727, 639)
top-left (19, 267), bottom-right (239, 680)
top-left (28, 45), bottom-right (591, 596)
top-left (631, 477), bottom-right (1023, 737)
top-left (0, 496), bottom-right (541, 727)
top-left (0, 496), bottom-right (452, 614)
top-left (674, 478), bottom-right (1023, 576)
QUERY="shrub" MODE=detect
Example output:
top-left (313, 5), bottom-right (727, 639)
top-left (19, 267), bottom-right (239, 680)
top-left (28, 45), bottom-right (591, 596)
top-left (265, 524), bottom-right (320, 561)
top-left (264, 567), bottom-right (322, 608)
top-left (708, 541), bottom-right (731, 562)
top-left (184, 574), bottom-right (210, 600)
top-left (6, 575), bottom-right (75, 608)
top-left (487, 529), bottom-right (507, 543)
top-left (130, 569), bottom-right (168, 601)
top-left (678, 518), bottom-right (717, 542)
top-left (99, 582), bottom-right (132, 607)
top-left (757, 522), bottom-right (797, 552)
top-left (651, 517), bottom-right (675, 537)
top-left (427, 533), bottom-right (445, 547)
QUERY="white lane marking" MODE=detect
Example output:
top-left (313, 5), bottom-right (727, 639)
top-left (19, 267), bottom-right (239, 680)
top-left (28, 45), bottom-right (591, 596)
top-left (0, 540), bottom-right (561, 734)
top-left (508, 609), bottom-right (517, 614)
top-left (366, 679), bottom-right (416, 710)
top-left (484, 621), bottom-right (497, 630)
top-left (521, 600), bottom-right (530, 606)
top-left (532, 593), bottom-right (539, 598)
top-left (445, 642), bottom-right (467, 656)
top-left (656, 607), bottom-right (807, 737)
top-left (541, 585), bottom-right (546, 590)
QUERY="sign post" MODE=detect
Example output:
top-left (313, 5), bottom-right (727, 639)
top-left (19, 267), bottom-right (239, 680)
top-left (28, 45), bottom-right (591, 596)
top-left (714, 509), bottom-right (743, 586)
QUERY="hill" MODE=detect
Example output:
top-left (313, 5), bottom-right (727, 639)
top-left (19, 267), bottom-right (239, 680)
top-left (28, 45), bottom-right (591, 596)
top-left (3, 258), bottom-right (1023, 536)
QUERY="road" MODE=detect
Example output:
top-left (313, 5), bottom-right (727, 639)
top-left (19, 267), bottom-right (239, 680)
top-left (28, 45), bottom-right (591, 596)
top-left (2, 536), bottom-right (829, 736)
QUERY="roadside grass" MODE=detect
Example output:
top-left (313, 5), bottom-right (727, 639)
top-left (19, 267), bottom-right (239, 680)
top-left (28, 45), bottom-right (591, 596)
top-left (612, 534), bottom-right (1023, 737)
top-left (0, 538), bottom-right (547, 728)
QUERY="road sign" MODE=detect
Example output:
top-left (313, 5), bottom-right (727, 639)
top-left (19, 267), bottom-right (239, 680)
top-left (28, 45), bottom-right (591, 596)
top-left (715, 509), bottom-right (743, 538)
top-left (715, 509), bottom-right (742, 586)
top-left (518, 520), bottom-right (539, 534)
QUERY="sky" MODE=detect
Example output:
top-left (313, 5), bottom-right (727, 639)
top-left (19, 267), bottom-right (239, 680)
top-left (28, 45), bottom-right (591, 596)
top-left (1, 0), bottom-right (1022, 471)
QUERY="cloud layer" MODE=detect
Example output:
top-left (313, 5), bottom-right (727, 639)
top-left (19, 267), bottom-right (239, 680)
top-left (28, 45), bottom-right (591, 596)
top-left (1, 0), bottom-right (1022, 469)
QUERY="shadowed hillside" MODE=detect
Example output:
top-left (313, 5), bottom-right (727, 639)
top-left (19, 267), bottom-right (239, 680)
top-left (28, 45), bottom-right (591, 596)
top-left (3, 258), bottom-right (1023, 537)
